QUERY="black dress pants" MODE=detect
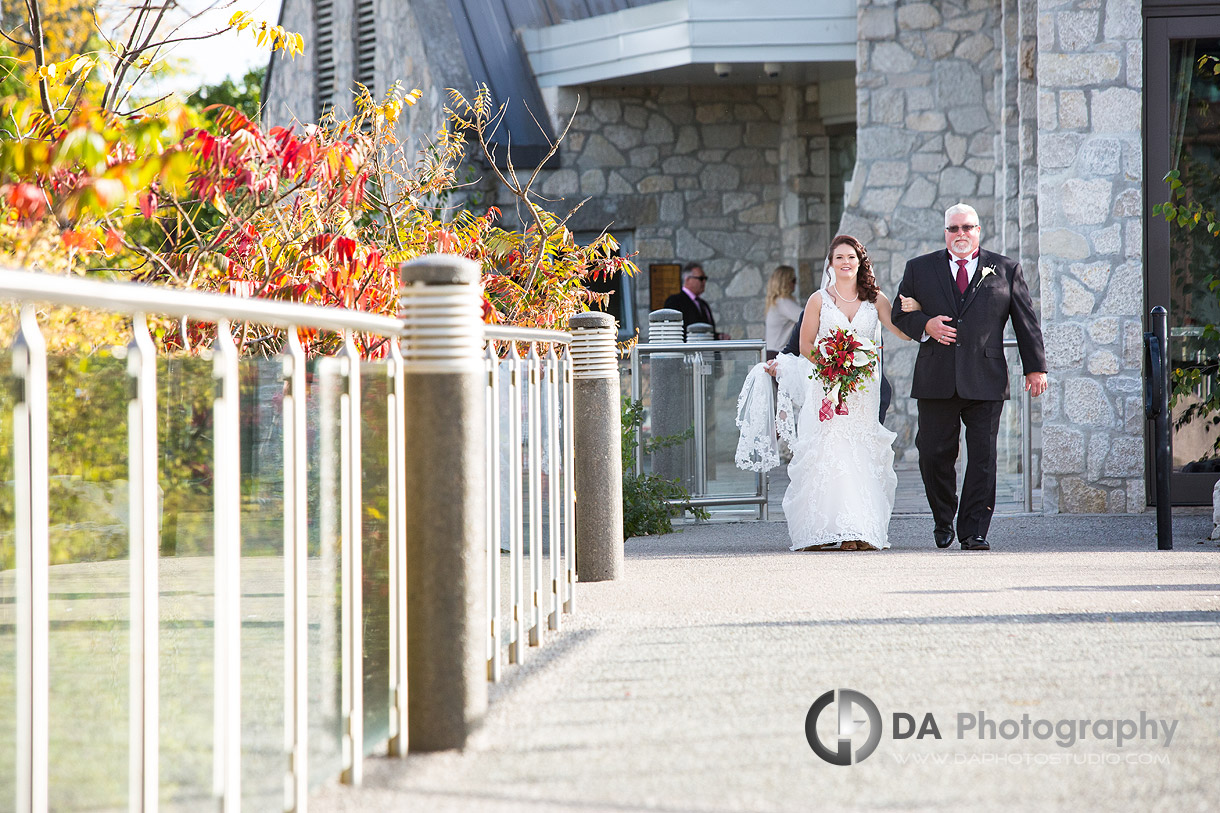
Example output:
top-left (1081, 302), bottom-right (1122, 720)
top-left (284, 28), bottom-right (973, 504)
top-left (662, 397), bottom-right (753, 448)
top-left (915, 396), bottom-right (1005, 540)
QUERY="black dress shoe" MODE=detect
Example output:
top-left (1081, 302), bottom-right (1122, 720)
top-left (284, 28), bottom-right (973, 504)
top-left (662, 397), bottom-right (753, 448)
top-left (934, 528), bottom-right (955, 549)
top-left (961, 536), bottom-right (990, 551)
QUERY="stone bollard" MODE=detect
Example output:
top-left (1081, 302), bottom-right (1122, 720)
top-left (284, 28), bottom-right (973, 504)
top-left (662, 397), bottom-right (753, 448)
top-left (568, 312), bottom-right (624, 581)
top-left (648, 309), bottom-right (688, 484)
top-left (400, 254), bottom-right (487, 750)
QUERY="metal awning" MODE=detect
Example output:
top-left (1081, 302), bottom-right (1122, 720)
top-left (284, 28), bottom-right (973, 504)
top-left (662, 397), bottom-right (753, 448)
top-left (519, 0), bottom-right (857, 88)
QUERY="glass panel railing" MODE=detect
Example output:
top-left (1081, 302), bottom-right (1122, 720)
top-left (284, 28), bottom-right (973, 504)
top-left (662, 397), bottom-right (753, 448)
top-left (239, 359), bottom-right (287, 809)
top-left (995, 346), bottom-right (1030, 513)
top-left (46, 349), bottom-right (130, 810)
top-left (306, 357), bottom-right (343, 788)
top-left (359, 362), bottom-right (391, 755)
top-left (634, 343), bottom-right (767, 517)
top-left (635, 348), bottom-right (694, 483)
top-left (157, 356), bottom-right (216, 811)
top-left (702, 349), bottom-right (765, 513)
top-left (0, 347), bottom-right (14, 806)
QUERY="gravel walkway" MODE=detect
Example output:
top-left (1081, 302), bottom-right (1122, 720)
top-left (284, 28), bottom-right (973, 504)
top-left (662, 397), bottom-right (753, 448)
top-left (313, 512), bottom-right (1220, 812)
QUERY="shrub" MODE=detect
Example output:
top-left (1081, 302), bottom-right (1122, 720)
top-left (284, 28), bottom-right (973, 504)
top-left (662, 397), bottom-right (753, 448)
top-left (620, 398), bottom-right (708, 538)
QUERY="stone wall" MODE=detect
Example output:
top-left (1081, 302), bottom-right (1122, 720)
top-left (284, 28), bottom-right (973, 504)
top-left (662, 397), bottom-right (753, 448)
top-left (841, 0), bottom-right (1005, 451)
top-left (264, 0), bottom-right (467, 163)
top-left (518, 83), bottom-right (832, 342)
top-left (1035, 0), bottom-right (1145, 512)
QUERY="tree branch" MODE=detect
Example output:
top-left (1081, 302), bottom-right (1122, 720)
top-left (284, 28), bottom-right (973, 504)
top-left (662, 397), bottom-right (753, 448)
top-left (22, 0), bottom-right (53, 116)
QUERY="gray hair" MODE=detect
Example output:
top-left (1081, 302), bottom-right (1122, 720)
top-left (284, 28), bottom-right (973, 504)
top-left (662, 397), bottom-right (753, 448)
top-left (944, 203), bottom-right (980, 228)
top-left (681, 262), bottom-right (704, 282)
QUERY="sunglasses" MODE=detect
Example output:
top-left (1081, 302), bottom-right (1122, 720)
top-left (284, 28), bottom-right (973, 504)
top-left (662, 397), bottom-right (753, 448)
top-left (945, 225), bottom-right (979, 234)
top-left (690, 275), bottom-right (708, 281)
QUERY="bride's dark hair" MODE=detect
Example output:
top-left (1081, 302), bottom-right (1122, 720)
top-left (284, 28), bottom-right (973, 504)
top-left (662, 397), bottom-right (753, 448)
top-left (827, 234), bottom-right (879, 303)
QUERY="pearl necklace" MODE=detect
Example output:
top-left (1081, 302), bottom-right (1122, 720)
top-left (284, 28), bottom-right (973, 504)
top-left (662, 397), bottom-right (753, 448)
top-left (832, 281), bottom-right (859, 303)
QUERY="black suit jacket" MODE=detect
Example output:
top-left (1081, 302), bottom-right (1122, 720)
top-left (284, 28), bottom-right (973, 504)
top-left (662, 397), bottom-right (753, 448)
top-left (781, 310), bottom-right (892, 423)
top-left (892, 248), bottom-right (1046, 401)
top-left (662, 291), bottom-right (717, 337)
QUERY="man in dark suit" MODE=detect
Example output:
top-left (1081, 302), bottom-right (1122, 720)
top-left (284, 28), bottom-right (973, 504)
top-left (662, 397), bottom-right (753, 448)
top-left (662, 262), bottom-right (729, 339)
top-left (892, 203), bottom-right (1047, 551)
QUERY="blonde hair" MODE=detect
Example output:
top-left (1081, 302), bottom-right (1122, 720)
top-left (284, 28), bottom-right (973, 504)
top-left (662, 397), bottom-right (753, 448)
top-left (764, 265), bottom-right (797, 313)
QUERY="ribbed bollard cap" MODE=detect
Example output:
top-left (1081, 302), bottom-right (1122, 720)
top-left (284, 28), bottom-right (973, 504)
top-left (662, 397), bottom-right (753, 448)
top-left (687, 322), bottom-right (713, 342)
top-left (569, 312), bottom-right (618, 380)
top-left (400, 253), bottom-right (481, 285)
top-left (399, 254), bottom-right (483, 372)
top-left (648, 308), bottom-right (684, 345)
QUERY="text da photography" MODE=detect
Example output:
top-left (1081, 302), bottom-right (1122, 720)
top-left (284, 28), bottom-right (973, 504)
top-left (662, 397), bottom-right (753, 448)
top-left (805, 689), bottom-right (1180, 766)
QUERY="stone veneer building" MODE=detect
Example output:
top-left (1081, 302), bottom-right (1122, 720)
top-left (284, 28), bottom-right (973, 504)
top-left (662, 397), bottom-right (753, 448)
top-left (265, 0), bottom-right (1220, 513)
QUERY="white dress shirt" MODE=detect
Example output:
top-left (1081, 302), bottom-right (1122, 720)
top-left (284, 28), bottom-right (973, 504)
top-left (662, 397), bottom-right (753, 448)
top-left (948, 250), bottom-right (980, 288)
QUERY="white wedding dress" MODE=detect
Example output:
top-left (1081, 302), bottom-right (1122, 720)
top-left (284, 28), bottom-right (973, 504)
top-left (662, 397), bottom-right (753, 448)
top-left (737, 295), bottom-right (897, 551)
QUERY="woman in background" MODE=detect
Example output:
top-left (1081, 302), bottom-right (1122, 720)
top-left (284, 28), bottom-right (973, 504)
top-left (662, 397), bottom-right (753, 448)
top-left (763, 265), bottom-right (802, 361)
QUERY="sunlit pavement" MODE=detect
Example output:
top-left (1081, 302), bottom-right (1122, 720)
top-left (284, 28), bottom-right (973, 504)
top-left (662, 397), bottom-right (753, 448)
top-left (312, 512), bottom-right (1220, 812)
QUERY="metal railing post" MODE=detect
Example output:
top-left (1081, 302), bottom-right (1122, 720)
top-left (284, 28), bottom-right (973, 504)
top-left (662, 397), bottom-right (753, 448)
top-left (506, 344), bottom-right (525, 665)
top-left (545, 345), bottom-right (562, 632)
top-left (1145, 306), bottom-right (1173, 549)
top-left (12, 306), bottom-right (49, 813)
top-left (527, 344), bottom-right (543, 646)
top-left (212, 320), bottom-right (242, 810)
top-left (126, 314), bottom-right (159, 812)
top-left (568, 312), bottom-right (623, 581)
top-left (399, 255), bottom-right (488, 750)
top-left (561, 348), bottom-right (576, 613)
top-left (339, 334), bottom-right (363, 784)
top-left (387, 339), bottom-right (409, 754)
top-left (280, 330), bottom-right (309, 809)
top-left (484, 344), bottom-right (503, 681)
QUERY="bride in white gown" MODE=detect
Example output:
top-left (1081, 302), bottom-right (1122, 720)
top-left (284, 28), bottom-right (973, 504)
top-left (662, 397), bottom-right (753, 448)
top-left (737, 235), bottom-right (913, 551)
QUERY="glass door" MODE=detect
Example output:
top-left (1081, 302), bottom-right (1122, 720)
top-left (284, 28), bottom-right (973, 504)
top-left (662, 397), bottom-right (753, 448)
top-left (1146, 15), bottom-right (1220, 504)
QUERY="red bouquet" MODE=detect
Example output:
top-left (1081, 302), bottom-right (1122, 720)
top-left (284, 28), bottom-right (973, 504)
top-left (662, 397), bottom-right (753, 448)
top-left (809, 327), bottom-right (878, 421)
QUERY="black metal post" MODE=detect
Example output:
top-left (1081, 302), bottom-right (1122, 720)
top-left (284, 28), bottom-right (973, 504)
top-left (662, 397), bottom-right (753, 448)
top-left (1144, 306), bottom-right (1172, 550)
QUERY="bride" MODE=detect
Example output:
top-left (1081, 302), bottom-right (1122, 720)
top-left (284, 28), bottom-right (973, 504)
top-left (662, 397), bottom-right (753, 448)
top-left (736, 235), bottom-right (913, 551)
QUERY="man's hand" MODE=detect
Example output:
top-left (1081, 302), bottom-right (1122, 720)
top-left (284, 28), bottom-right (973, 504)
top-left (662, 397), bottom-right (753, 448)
top-left (717, 332), bottom-right (730, 340)
top-left (1024, 372), bottom-right (1048, 397)
top-left (925, 314), bottom-right (957, 345)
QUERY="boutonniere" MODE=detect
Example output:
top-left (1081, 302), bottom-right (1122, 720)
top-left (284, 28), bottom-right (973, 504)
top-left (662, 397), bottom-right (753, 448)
top-left (979, 265), bottom-right (997, 280)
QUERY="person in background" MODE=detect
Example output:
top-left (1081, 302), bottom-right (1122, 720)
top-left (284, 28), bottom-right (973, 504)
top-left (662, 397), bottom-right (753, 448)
top-left (764, 265), bottom-right (802, 361)
top-left (663, 262), bottom-right (730, 339)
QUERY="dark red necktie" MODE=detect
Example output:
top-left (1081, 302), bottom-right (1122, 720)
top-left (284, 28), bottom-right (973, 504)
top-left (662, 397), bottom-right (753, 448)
top-left (955, 259), bottom-right (969, 294)
top-left (696, 297), bottom-right (711, 321)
